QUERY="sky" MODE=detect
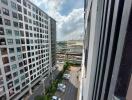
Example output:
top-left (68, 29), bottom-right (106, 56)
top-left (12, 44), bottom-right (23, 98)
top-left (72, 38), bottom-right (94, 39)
top-left (30, 0), bottom-right (84, 41)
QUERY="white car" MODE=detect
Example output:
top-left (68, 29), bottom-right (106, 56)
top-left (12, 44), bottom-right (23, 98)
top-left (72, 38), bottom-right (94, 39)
top-left (63, 74), bottom-right (70, 80)
top-left (52, 96), bottom-right (61, 100)
top-left (57, 83), bottom-right (66, 92)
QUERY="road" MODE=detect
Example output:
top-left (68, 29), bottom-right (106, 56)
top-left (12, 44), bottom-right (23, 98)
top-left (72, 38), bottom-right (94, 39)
top-left (55, 67), bottom-right (80, 100)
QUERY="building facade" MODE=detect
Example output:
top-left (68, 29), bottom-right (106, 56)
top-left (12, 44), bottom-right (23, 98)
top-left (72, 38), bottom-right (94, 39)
top-left (50, 18), bottom-right (56, 71)
top-left (80, 0), bottom-right (132, 100)
top-left (0, 0), bottom-right (56, 100)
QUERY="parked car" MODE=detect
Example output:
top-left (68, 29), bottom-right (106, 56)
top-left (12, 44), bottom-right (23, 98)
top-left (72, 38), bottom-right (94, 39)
top-left (57, 83), bottom-right (66, 92)
top-left (52, 96), bottom-right (61, 100)
top-left (63, 74), bottom-right (70, 80)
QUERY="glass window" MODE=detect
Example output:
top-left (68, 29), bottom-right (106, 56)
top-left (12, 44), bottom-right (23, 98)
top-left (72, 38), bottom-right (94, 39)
top-left (0, 77), bottom-right (4, 85)
top-left (23, 8), bottom-right (27, 15)
top-left (6, 74), bottom-right (12, 81)
top-left (21, 75), bottom-right (25, 81)
top-left (2, 57), bottom-right (9, 64)
top-left (11, 64), bottom-right (17, 70)
top-left (10, 56), bottom-right (16, 62)
top-left (7, 82), bottom-right (13, 89)
top-left (1, 0), bottom-right (8, 5)
top-left (14, 78), bottom-right (19, 85)
top-left (19, 22), bottom-right (23, 28)
top-left (7, 39), bottom-right (13, 45)
top-left (23, 0), bottom-right (27, 7)
top-left (2, 8), bottom-right (9, 16)
top-left (0, 27), bottom-right (4, 35)
top-left (0, 37), bottom-right (6, 45)
top-left (9, 48), bottom-right (14, 53)
top-left (14, 30), bottom-right (19, 36)
top-left (18, 13), bottom-right (23, 20)
top-left (6, 29), bottom-right (12, 36)
top-left (13, 71), bottom-right (18, 77)
top-left (12, 12), bottom-right (17, 19)
top-left (20, 30), bottom-right (24, 36)
top-left (4, 65), bottom-right (10, 73)
top-left (11, 1), bottom-right (17, 10)
top-left (16, 39), bottom-right (20, 44)
top-left (0, 16), bottom-right (3, 25)
top-left (17, 54), bottom-right (22, 60)
top-left (13, 21), bottom-right (18, 27)
top-left (17, 0), bottom-right (21, 3)
top-left (17, 47), bottom-right (21, 52)
top-left (4, 19), bottom-right (11, 26)
top-left (15, 86), bottom-right (20, 91)
top-left (1, 48), bottom-right (7, 55)
top-left (21, 38), bottom-right (25, 44)
top-left (17, 4), bottom-right (22, 12)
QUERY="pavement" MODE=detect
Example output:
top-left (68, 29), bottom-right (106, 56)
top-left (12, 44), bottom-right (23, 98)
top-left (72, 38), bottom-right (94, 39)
top-left (55, 66), bottom-right (80, 100)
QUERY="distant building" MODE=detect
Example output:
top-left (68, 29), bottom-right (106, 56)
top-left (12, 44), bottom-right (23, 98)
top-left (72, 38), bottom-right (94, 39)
top-left (57, 40), bottom-right (83, 64)
top-left (80, 0), bottom-right (132, 100)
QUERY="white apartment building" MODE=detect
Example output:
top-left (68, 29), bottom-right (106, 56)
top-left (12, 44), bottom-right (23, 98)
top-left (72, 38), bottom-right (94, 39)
top-left (0, 0), bottom-right (56, 99)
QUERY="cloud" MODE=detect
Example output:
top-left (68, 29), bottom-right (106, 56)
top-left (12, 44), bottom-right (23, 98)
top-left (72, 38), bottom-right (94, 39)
top-left (30, 0), bottom-right (84, 41)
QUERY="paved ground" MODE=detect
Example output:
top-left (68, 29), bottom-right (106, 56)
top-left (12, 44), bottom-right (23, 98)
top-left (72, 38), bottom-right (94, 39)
top-left (55, 66), bottom-right (80, 100)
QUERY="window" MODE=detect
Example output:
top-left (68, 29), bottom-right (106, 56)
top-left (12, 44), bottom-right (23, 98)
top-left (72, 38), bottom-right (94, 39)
top-left (2, 8), bottom-right (9, 16)
top-left (13, 21), bottom-right (18, 27)
top-left (24, 8), bottom-right (27, 15)
top-left (25, 24), bottom-right (28, 30)
top-left (21, 38), bottom-right (25, 44)
top-left (11, 1), bottom-right (17, 10)
top-left (17, 5), bottom-right (22, 12)
top-left (7, 82), bottom-right (13, 89)
top-left (1, 48), bottom-right (7, 55)
top-left (24, 16), bottom-right (28, 22)
top-left (7, 39), bottom-right (13, 45)
top-left (14, 30), bottom-right (19, 36)
top-left (16, 39), bottom-right (20, 44)
top-left (17, 0), bottom-right (21, 3)
top-left (6, 74), bottom-right (12, 81)
top-left (4, 19), bottom-right (11, 26)
top-left (12, 12), bottom-right (17, 19)
top-left (28, 11), bottom-right (31, 16)
top-left (6, 29), bottom-right (12, 36)
top-left (18, 13), bottom-right (23, 20)
top-left (2, 57), bottom-right (9, 64)
top-left (0, 27), bottom-right (4, 35)
top-left (11, 64), bottom-right (17, 70)
top-left (14, 78), bottom-right (19, 85)
top-left (0, 16), bottom-right (3, 25)
top-left (21, 75), bottom-right (25, 81)
top-left (17, 47), bottom-right (21, 52)
top-left (0, 38), bottom-right (6, 45)
top-left (1, 0), bottom-right (8, 5)
top-left (9, 48), bottom-right (14, 53)
top-left (10, 56), bottom-right (16, 62)
top-left (23, 0), bottom-right (27, 7)
top-left (20, 31), bottom-right (24, 36)
top-left (0, 77), bottom-right (4, 85)
top-left (15, 86), bottom-right (20, 91)
top-left (20, 69), bottom-right (24, 74)
top-left (13, 71), bottom-right (18, 77)
top-left (4, 65), bottom-right (10, 73)
top-left (19, 22), bottom-right (23, 28)
top-left (17, 54), bottom-right (22, 60)
top-left (22, 46), bottom-right (26, 51)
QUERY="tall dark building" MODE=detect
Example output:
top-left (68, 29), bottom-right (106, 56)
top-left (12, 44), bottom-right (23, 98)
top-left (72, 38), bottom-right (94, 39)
top-left (50, 18), bottom-right (56, 71)
top-left (80, 0), bottom-right (132, 100)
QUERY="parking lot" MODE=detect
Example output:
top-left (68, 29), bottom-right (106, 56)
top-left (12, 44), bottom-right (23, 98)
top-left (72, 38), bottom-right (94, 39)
top-left (55, 66), bottom-right (80, 100)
